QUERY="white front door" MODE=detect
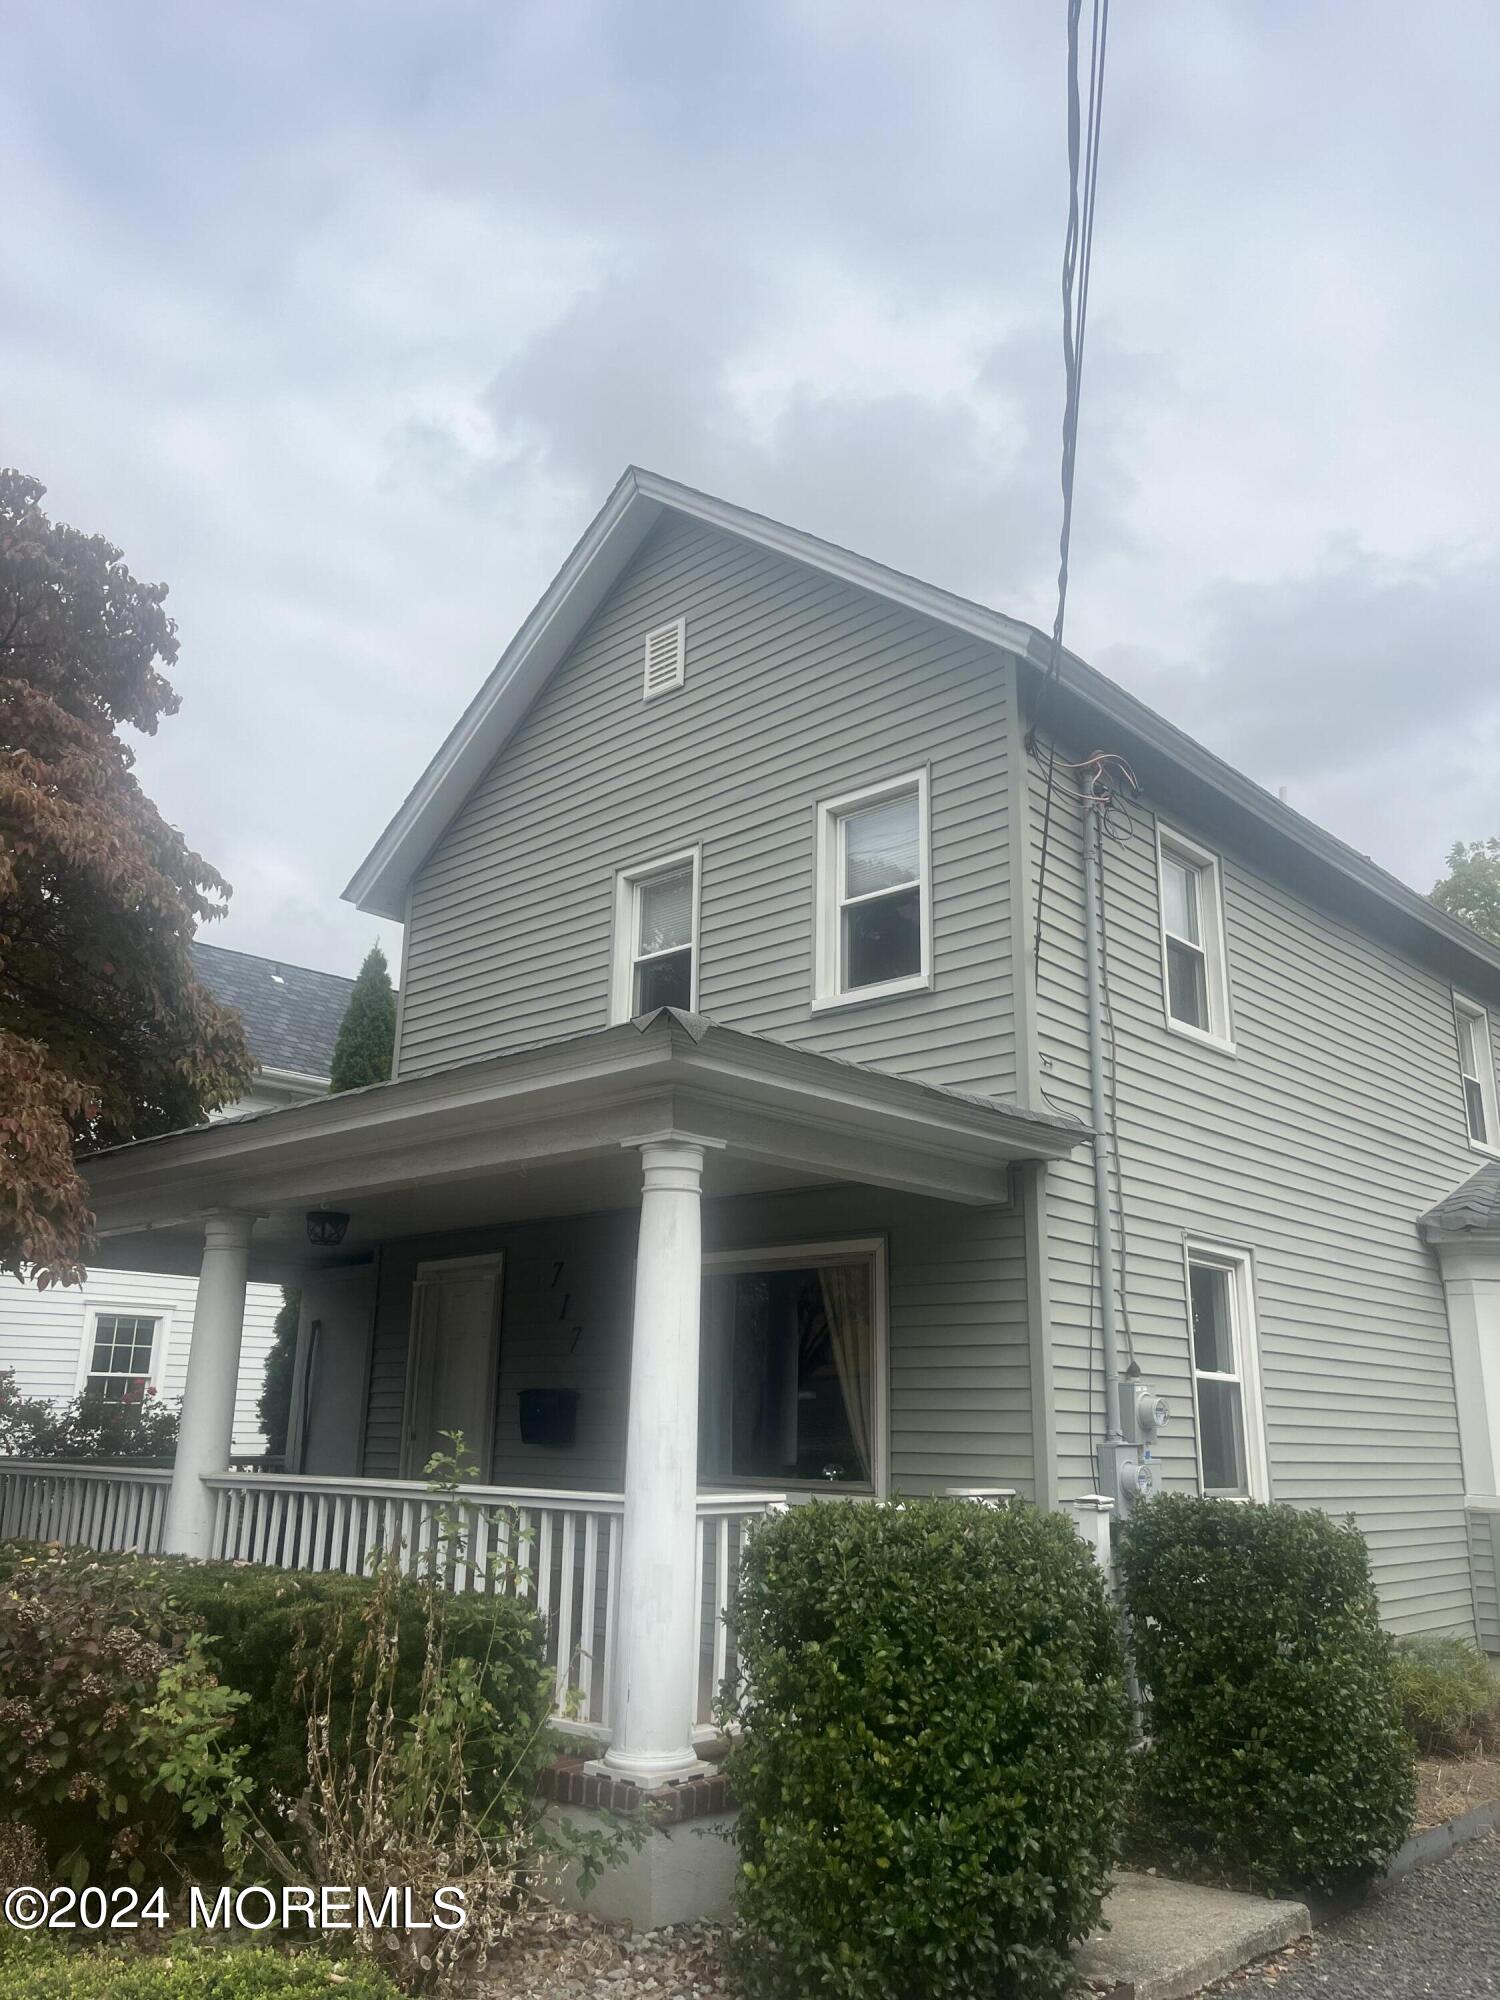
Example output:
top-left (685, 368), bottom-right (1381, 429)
top-left (401, 1254), bottom-right (503, 1479)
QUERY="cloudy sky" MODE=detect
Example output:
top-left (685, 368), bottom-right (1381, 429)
top-left (3, 2), bottom-right (1496, 976)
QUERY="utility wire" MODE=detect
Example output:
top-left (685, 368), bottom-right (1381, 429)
top-left (1030, 0), bottom-right (1112, 984)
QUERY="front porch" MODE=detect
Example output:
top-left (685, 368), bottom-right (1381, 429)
top-left (30, 1009), bottom-right (1084, 1785)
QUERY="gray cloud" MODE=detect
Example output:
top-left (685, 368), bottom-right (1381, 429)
top-left (0, 0), bottom-right (1496, 973)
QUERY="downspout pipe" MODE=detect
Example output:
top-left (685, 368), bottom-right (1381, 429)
top-left (1079, 772), bottom-right (1124, 1444)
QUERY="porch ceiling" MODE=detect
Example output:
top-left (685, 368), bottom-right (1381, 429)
top-left (81, 1009), bottom-right (1086, 1282)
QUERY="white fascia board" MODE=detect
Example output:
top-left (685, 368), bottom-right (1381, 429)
top-left (82, 1016), bottom-right (1084, 1233)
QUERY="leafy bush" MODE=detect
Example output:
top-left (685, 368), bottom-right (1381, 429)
top-left (0, 1934), bottom-right (400, 1999)
top-left (1117, 1494), bottom-right (1415, 1895)
top-left (1390, 1634), bottom-right (1500, 1756)
top-left (0, 1546), bottom-right (552, 1834)
top-left (0, 1371), bottom-right (177, 1462)
top-left (0, 1548), bottom-right (248, 1884)
top-left (723, 1497), bottom-right (1131, 2000)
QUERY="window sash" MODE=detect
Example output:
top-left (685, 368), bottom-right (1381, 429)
top-left (1456, 1000), bottom-right (1497, 1148)
top-left (1185, 1251), bottom-right (1262, 1500)
top-left (815, 774), bottom-right (930, 1005)
top-left (612, 852), bottom-right (699, 1022)
top-left (84, 1314), bottom-right (159, 1401)
top-left (1158, 830), bottom-right (1229, 1044)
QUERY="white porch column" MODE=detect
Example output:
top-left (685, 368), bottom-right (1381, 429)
top-left (162, 1211), bottom-right (255, 1559)
top-left (603, 1139), bottom-right (712, 1785)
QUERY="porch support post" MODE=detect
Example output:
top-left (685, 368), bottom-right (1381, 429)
top-left (162, 1211), bottom-right (255, 1559)
top-left (603, 1138), bottom-right (711, 1785)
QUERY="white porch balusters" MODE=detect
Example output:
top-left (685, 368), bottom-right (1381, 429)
top-left (601, 1138), bottom-right (715, 1785)
top-left (162, 1211), bottom-right (255, 1558)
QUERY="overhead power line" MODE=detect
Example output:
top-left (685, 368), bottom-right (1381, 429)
top-left (1030, 0), bottom-right (1112, 980)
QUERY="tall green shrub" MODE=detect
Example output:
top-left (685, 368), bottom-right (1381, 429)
top-left (724, 1498), bottom-right (1131, 2000)
top-left (1117, 1494), bottom-right (1415, 1895)
top-left (255, 1287), bottom-right (301, 1463)
top-left (329, 943), bottom-right (396, 1093)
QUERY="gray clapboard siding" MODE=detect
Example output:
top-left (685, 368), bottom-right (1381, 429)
top-left (360, 1184), bottom-right (1034, 1500)
top-left (1025, 737), bottom-right (1490, 1636)
top-left (397, 516), bottom-right (1016, 1100)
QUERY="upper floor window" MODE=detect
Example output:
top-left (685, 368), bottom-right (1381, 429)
top-left (84, 1311), bottom-right (160, 1405)
top-left (1156, 824), bottom-right (1233, 1049)
top-left (1185, 1244), bottom-right (1268, 1501)
top-left (1455, 994), bottom-right (1499, 1151)
top-left (814, 771), bottom-right (931, 1010)
top-left (611, 849), bottom-right (699, 1021)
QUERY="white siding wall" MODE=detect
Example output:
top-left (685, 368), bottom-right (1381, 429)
top-left (1025, 738), bottom-right (1494, 1635)
top-left (0, 1271), bottom-right (283, 1457)
top-left (398, 515), bottom-right (1017, 1101)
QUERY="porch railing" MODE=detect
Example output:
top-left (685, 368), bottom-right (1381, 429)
top-left (0, 1460), bottom-right (784, 1735)
top-left (0, 1460), bottom-right (172, 1555)
top-left (203, 1472), bottom-right (784, 1735)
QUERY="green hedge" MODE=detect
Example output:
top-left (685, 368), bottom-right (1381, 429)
top-left (1390, 1634), bottom-right (1500, 1756)
top-left (0, 1936), bottom-right (399, 2000)
top-left (723, 1498), bottom-right (1131, 2000)
top-left (1117, 1494), bottom-right (1415, 1895)
top-left (0, 1546), bottom-right (552, 1837)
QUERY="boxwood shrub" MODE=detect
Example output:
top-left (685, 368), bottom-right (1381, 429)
top-left (0, 1545), bottom-right (552, 1835)
top-left (1117, 1494), bottom-right (1415, 1895)
top-left (723, 1497), bottom-right (1131, 2000)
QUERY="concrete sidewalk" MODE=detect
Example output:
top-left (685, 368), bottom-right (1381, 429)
top-left (1077, 1871), bottom-right (1311, 2000)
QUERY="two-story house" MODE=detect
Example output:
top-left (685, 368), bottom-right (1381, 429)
top-left (0, 944), bottom-right (352, 1455)
top-left (7, 468), bottom-right (1499, 1808)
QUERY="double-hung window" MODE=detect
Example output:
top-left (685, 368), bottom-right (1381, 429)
top-left (611, 850), bottom-right (700, 1021)
top-left (814, 771), bottom-right (931, 1007)
top-left (83, 1311), bottom-right (160, 1405)
top-left (1185, 1245), bottom-right (1268, 1500)
top-left (1156, 825), bottom-right (1232, 1047)
top-left (1455, 995), bottom-right (1499, 1151)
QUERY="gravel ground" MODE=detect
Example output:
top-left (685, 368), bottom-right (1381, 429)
top-left (1208, 1831), bottom-right (1500, 1999)
top-left (484, 1915), bottom-right (731, 1998)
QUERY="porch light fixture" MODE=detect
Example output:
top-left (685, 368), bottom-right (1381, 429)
top-left (305, 1209), bottom-right (350, 1247)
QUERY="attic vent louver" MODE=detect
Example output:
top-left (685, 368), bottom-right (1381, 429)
top-left (642, 617), bottom-right (686, 700)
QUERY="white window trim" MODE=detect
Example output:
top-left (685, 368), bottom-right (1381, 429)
top-left (812, 769), bottom-right (932, 1012)
top-left (609, 846), bottom-right (702, 1024)
top-left (1182, 1240), bottom-right (1269, 1503)
top-left (1454, 993), bottom-right (1500, 1157)
top-left (1155, 820), bottom-right (1235, 1053)
top-left (701, 1236), bottom-right (890, 1496)
top-left (75, 1303), bottom-right (172, 1400)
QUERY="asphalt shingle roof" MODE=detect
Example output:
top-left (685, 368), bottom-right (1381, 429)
top-left (191, 942), bottom-right (354, 1080)
top-left (1418, 1160), bottom-right (1500, 1240)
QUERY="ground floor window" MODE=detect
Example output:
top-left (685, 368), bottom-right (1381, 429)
top-left (1185, 1242), bottom-right (1269, 1501)
top-left (699, 1239), bottom-right (886, 1491)
top-left (83, 1311), bottom-right (160, 1404)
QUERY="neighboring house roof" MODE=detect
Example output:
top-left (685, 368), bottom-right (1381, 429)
top-left (191, 942), bottom-right (353, 1080)
top-left (342, 467), bottom-right (1500, 994)
top-left (1419, 1161), bottom-right (1500, 1242)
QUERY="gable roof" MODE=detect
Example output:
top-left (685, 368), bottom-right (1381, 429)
top-left (343, 468), bottom-right (1500, 991)
top-left (1419, 1161), bottom-right (1500, 1243)
top-left (191, 942), bottom-right (354, 1080)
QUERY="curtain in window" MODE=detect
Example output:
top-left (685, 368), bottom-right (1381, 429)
top-left (817, 1264), bottom-right (872, 1482)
